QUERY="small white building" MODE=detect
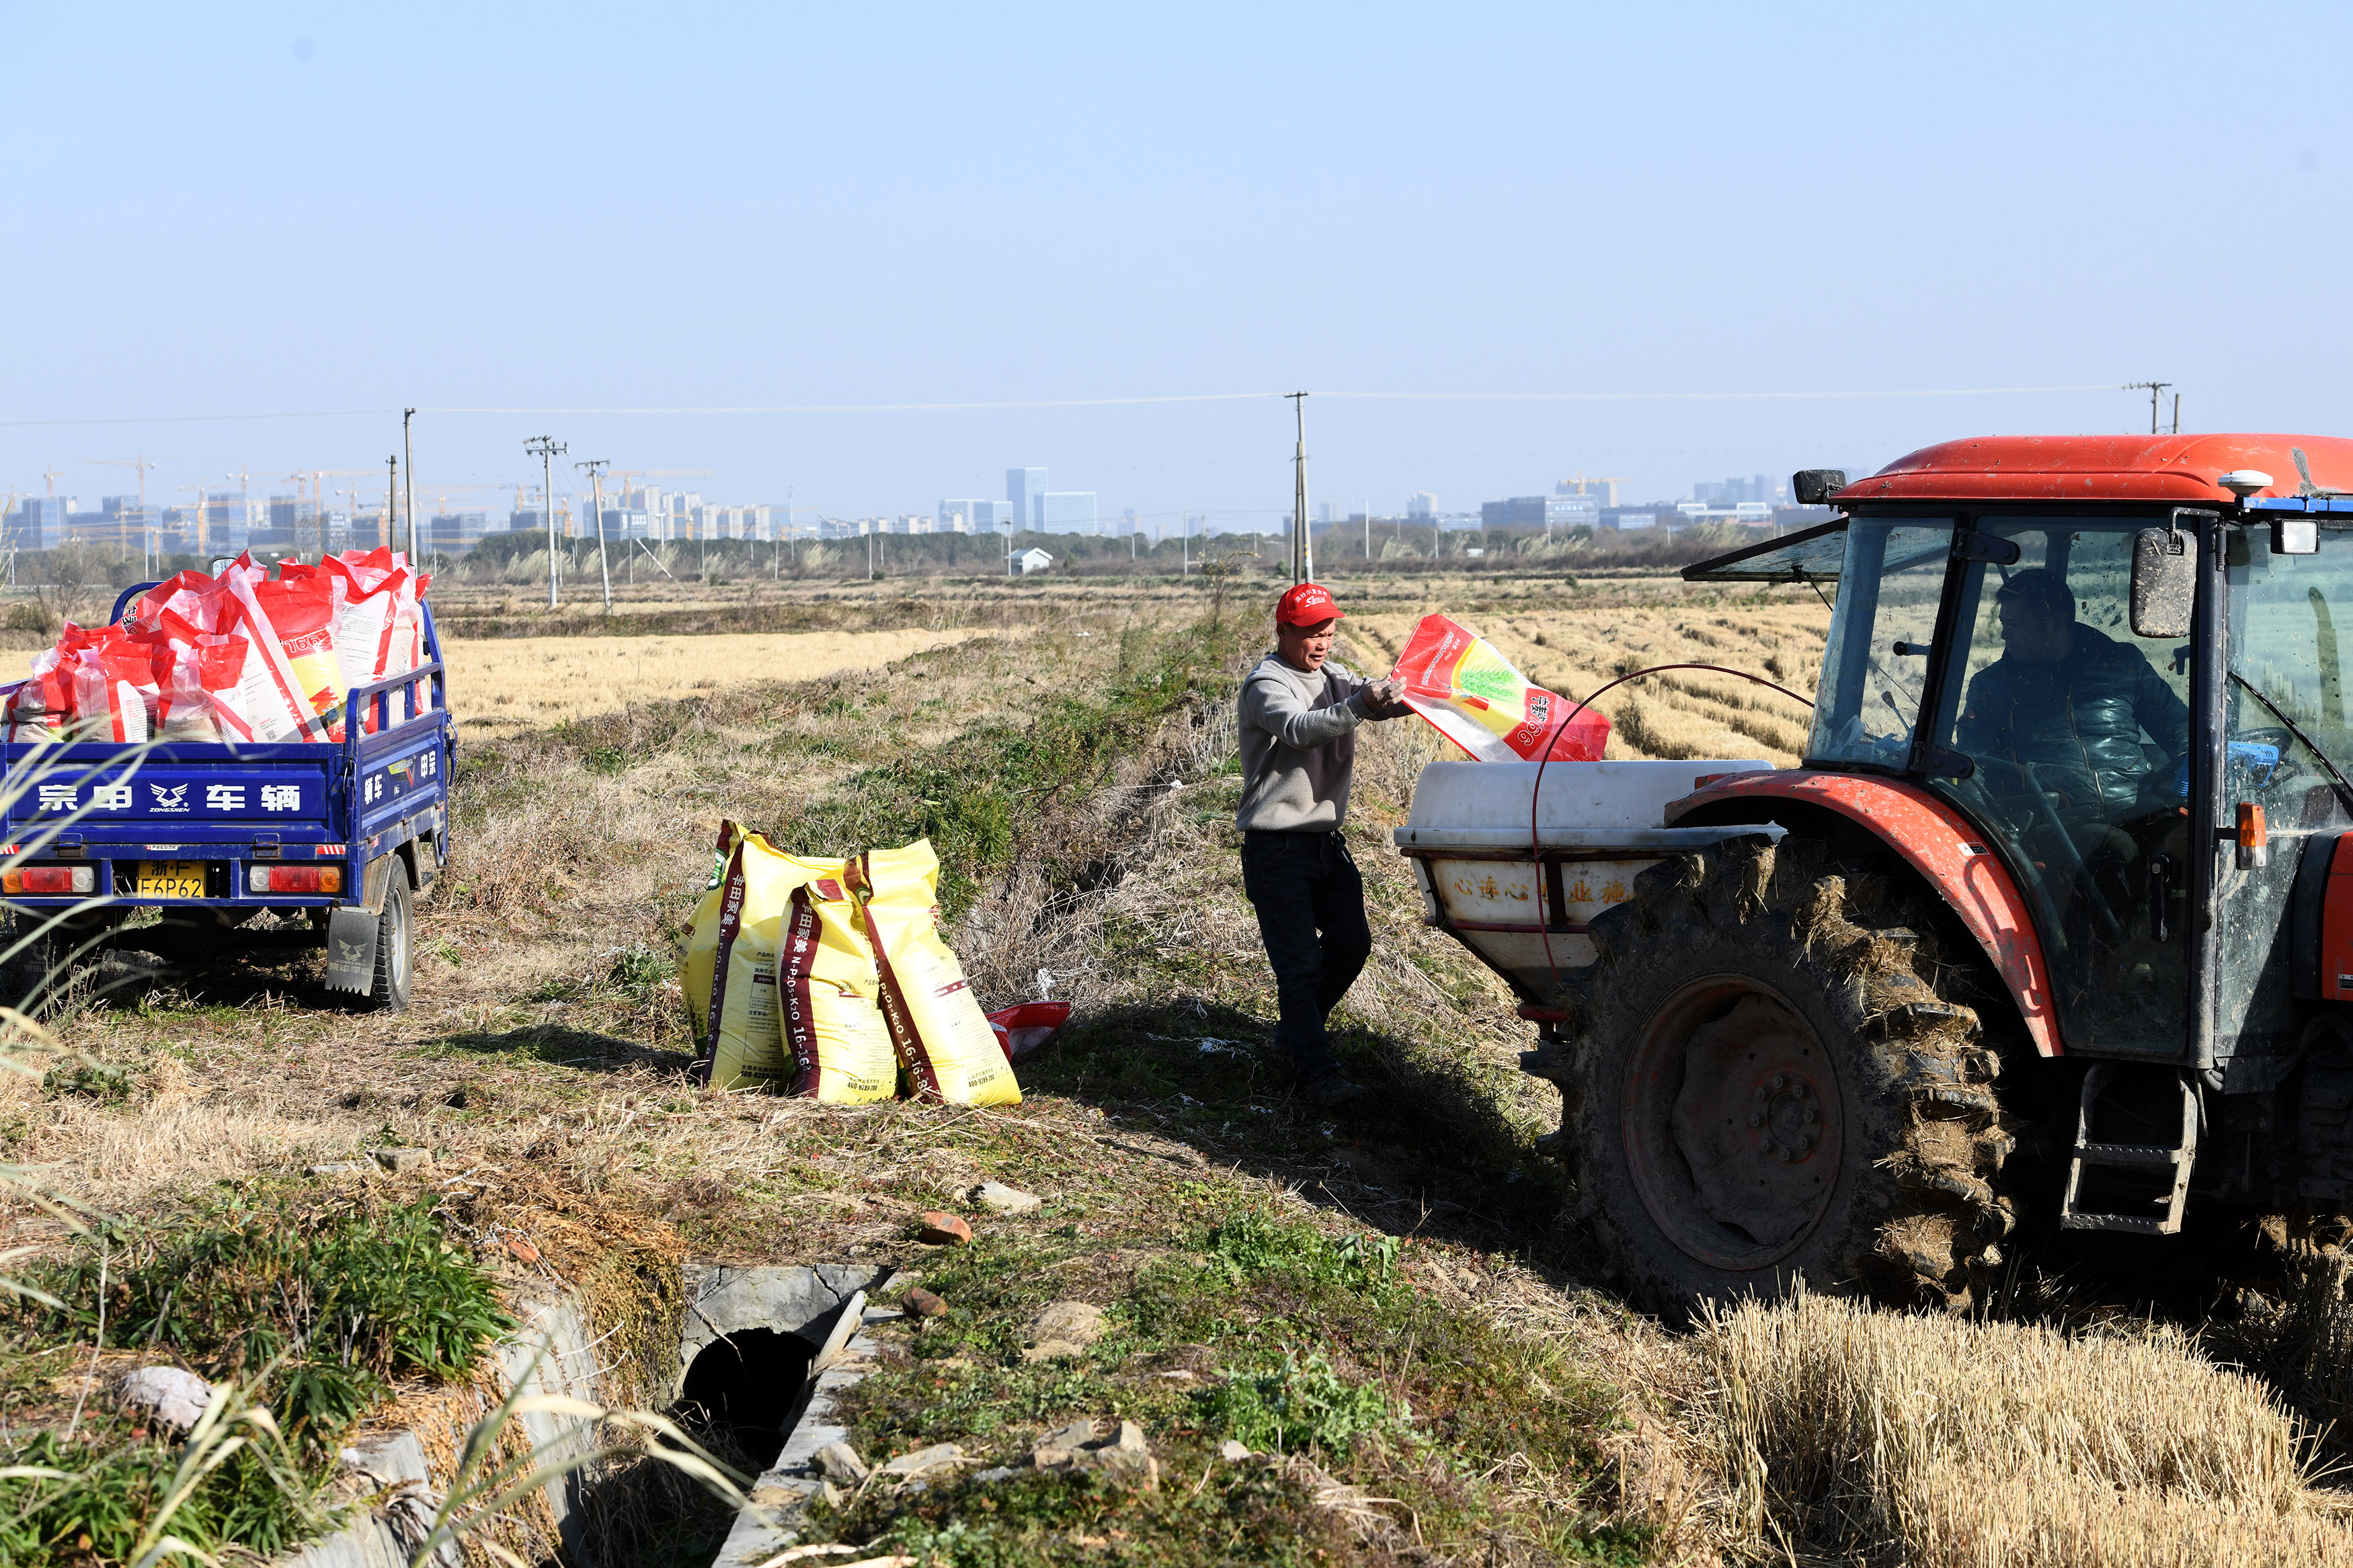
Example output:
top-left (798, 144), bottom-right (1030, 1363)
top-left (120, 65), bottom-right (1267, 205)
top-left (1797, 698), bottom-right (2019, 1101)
top-left (1016, 547), bottom-right (1055, 575)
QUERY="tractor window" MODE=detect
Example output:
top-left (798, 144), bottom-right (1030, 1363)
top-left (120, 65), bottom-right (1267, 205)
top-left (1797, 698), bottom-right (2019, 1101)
top-left (2218, 525), bottom-right (2353, 1060)
top-left (1926, 520), bottom-right (2194, 1057)
top-left (1804, 520), bottom-right (1952, 770)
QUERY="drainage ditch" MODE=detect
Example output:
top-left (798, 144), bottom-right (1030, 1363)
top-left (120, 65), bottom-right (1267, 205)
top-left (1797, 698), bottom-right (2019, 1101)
top-left (609, 1262), bottom-right (892, 1568)
top-left (274, 1261), bottom-right (892, 1568)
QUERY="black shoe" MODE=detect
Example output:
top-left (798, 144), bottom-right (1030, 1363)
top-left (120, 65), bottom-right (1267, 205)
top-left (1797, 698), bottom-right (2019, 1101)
top-left (1296, 1069), bottom-right (1365, 1109)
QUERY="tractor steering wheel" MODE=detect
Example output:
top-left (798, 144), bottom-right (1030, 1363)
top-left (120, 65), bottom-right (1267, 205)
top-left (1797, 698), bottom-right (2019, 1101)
top-left (2229, 728), bottom-right (2305, 791)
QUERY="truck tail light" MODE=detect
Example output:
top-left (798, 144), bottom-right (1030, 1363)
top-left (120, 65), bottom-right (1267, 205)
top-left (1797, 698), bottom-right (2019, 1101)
top-left (1, 865), bottom-right (94, 895)
top-left (248, 865), bottom-right (344, 895)
top-left (2237, 802), bottom-right (2269, 870)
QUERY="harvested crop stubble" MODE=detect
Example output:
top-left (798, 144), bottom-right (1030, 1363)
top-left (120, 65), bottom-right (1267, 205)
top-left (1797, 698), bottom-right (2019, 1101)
top-left (441, 627), bottom-right (996, 735)
top-left (1702, 1289), bottom-right (2353, 1566)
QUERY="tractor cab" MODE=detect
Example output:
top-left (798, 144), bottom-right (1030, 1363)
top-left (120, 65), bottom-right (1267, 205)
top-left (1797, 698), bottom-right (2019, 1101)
top-left (1689, 440), bottom-right (2353, 1081)
top-left (1667, 436), bottom-right (2353, 1243)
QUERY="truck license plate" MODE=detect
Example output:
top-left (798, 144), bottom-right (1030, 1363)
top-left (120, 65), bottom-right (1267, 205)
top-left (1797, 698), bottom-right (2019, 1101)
top-left (133, 861), bottom-right (207, 900)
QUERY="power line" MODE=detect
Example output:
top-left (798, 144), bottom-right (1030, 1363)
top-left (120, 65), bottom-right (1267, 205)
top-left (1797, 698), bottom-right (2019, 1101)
top-left (0, 382), bottom-right (2140, 429)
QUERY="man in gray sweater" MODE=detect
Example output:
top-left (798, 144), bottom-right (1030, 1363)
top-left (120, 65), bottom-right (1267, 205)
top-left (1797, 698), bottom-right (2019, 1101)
top-left (1236, 582), bottom-right (1411, 1106)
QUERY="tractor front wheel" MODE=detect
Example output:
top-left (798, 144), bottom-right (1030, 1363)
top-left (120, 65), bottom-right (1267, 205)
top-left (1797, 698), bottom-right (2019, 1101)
top-left (1529, 835), bottom-right (2028, 1315)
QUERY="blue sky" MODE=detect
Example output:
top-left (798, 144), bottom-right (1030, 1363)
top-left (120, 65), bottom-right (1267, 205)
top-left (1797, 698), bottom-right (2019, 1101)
top-left (3, 1), bottom-right (2349, 528)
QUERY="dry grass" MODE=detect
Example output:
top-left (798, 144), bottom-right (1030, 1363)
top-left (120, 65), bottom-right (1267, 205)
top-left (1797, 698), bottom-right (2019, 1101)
top-left (1700, 1288), bottom-right (2353, 1565)
top-left (442, 626), bottom-right (1000, 739)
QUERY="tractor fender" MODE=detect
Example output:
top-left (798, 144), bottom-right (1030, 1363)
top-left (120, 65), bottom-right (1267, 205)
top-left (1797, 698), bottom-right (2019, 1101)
top-left (1664, 770), bottom-right (2061, 1058)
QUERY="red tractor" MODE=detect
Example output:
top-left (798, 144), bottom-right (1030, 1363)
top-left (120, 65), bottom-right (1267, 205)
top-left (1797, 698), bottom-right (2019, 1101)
top-left (1512, 434), bottom-right (2353, 1311)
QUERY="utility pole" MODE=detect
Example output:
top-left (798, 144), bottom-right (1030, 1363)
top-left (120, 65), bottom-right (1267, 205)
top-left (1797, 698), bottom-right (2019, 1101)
top-left (2125, 381), bottom-right (2172, 436)
top-left (524, 436), bottom-right (566, 608)
top-left (1183, 511), bottom-right (1189, 575)
top-left (1286, 392), bottom-right (1312, 585)
top-left (577, 458), bottom-right (612, 610)
top-left (402, 408), bottom-right (417, 566)
top-left (1363, 496), bottom-right (1370, 563)
top-left (2173, 393), bottom-right (2182, 436)
top-left (385, 456), bottom-right (399, 555)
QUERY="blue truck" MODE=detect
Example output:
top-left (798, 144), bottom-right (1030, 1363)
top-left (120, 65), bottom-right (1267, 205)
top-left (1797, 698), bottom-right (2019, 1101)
top-left (0, 581), bottom-right (454, 1012)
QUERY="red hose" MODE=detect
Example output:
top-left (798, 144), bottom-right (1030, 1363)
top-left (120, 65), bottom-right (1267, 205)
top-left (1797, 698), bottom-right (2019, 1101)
top-left (1529, 663), bottom-right (1816, 992)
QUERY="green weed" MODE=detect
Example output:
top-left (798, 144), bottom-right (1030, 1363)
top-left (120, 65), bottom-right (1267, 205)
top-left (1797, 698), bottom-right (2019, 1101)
top-left (605, 943), bottom-right (667, 996)
top-left (40, 1058), bottom-right (129, 1104)
top-left (24, 1197), bottom-right (511, 1451)
top-left (1203, 1350), bottom-right (1404, 1459)
top-left (1205, 1209), bottom-right (1398, 1293)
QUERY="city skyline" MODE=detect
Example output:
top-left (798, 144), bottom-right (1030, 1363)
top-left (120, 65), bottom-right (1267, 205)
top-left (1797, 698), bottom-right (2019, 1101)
top-left (5, 448), bottom-right (1841, 557)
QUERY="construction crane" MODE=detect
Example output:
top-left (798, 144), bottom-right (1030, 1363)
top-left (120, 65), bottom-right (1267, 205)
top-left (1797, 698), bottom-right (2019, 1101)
top-left (609, 469), bottom-right (715, 538)
top-left (89, 457), bottom-right (159, 568)
top-left (88, 456), bottom-right (155, 508)
top-left (1562, 472), bottom-right (1632, 509)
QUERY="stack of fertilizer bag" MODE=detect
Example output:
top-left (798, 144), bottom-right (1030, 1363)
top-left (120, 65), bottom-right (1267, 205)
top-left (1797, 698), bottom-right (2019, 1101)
top-left (683, 822), bottom-right (1038, 1106)
top-left (1389, 612), bottom-right (1609, 760)
top-left (1, 548), bottom-right (430, 746)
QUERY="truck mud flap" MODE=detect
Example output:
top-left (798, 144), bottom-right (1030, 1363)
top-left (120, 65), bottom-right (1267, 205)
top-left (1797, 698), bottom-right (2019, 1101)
top-left (323, 854), bottom-right (397, 996)
top-left (324, 909), bottom-right (377, 994)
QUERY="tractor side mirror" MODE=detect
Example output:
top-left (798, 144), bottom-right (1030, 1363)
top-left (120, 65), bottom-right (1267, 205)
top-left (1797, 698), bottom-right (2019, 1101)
top-left (2131, 528), bottom-right (2195, 638)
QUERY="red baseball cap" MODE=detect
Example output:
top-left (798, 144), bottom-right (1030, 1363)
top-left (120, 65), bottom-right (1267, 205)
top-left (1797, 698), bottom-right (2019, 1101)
top-left (1275, 582), bottom-right (1343, 626)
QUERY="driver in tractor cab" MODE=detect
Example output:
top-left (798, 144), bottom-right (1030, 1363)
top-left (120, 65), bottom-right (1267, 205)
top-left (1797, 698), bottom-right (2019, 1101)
top-left (1956, 567), bottom-right (2190, 822)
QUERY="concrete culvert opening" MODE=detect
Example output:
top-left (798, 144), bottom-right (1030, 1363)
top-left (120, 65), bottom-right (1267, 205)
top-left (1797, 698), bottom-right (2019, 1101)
top-left (678, 1327), bottom-right (813, 1475)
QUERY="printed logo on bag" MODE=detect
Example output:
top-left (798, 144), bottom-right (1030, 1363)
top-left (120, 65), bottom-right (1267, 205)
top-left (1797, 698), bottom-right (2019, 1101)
top-left (151, 784), bottom-right (189, 813)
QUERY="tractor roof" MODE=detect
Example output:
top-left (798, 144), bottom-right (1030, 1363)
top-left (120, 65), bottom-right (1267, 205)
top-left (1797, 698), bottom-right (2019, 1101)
top-left (1837, 434), bottom-right (2353, 505)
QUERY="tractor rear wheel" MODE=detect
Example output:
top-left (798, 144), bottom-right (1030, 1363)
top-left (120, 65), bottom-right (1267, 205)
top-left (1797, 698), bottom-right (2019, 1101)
top-left (1526, 834), bottom-right (2028, 1315)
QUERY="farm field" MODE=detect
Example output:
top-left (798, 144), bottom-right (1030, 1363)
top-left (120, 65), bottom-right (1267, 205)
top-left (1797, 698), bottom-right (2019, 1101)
top-left (442, 626), bottom-right (1007, 739)
top-left (7, 565), bottom-right (2353, 1567)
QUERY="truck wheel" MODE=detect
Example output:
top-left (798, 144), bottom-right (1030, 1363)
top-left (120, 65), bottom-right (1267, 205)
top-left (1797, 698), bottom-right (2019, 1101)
top-left (1529, 835), bottom-right (2026, 1315)
top-left (369, 874), bottom-right (413, 1014)
top-left (0, 912), bottom-right (62, 1015)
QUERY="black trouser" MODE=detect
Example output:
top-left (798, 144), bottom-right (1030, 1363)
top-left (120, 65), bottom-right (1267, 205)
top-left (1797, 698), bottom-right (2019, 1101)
top-left (1240, 830), bottom-right (1372, 1075)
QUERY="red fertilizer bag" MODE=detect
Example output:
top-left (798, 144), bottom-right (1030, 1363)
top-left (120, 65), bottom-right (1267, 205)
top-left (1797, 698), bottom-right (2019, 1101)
top-left (69, 629), bottom-right (159, 743)
top-left (219, 567), bottom-right (334, 742)
top-left (1389, 612), bottom-right (1607, 762)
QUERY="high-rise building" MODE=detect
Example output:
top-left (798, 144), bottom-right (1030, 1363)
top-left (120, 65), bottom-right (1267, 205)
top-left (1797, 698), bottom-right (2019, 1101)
top-left (1407, 492), bottom-right (1436, 520)
top-left (204, 491), bottom-right (250, 552)
top-left (1480, 495), bottom-right (1595, 530)
top-left (158, 505), bottom-right (199, 555)
top-left (19, 496), bottom-right (78, 552)
top-left (939, 498), bottom-right (1001, 533)
top-left (427, 512), bottom-right (490, 552)
top-left (1007, 467), bottom-right (1047, 528)
top-left (1040, 492), bottom-right (1096, 531)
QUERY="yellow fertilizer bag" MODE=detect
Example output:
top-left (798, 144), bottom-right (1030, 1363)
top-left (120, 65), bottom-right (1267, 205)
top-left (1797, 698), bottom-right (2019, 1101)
top-left (680, 822), bottom-right (742, 1048)
top-left (855, 840), bottom-right (1021, 1106)
top-left (695, 833), bottom-right (836, 1092)
top-left (779, 870), bottom-right (898, 1103)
